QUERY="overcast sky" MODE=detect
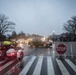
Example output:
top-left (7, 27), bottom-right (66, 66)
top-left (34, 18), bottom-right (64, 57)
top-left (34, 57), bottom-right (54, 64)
top-left (0, 0), bottom-right (76, 36)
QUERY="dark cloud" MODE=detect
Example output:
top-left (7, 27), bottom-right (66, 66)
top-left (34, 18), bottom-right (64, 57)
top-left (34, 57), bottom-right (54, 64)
top-left (0, 0), bottom-right (76, 35)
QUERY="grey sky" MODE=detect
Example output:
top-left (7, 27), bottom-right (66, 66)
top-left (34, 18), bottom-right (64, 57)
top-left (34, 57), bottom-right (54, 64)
top-left (0, 0), bottom-right (76, 36)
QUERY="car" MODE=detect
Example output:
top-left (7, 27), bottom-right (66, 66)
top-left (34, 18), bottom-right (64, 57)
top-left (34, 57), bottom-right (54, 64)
top-left (0, 41), bottom-right (24, 61)
top-left (6, 47), bottom-right (24, 60)
top-left (17, 42), bottom-right (24, 50)
top-left (28, 38), bottom-right (52, 48)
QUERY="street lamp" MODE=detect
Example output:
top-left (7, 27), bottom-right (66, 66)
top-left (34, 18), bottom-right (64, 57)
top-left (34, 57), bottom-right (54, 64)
top-left (52, 31), bottom-right (55, 35)
top-left (52, 30), bottom-right (55, 43)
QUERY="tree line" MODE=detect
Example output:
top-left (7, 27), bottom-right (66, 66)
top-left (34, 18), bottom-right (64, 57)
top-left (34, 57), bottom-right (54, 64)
top-left (0, 14), bottom-right (76, 41)
top-left (60, 16), bottom-right (76, 42)
top-left (0, 14), bottom-right (26, 41)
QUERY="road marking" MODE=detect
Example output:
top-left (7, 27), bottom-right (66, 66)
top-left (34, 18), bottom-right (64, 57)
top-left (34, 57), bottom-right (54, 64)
top-left (22, 56), bottom-right (28, 61)
top-left (47, 57), bottom-right (55, 75)
top-left (4, 56), bottom-right (28, 75)
top-left (56, 59), bottom-right (70, 75)
top-left (0, 60), bottom-right (15, 71)
top-left (65, 59), bottom-right (76, 72)
top-left (0, 60), bottom-right (5, 64)
top-left (32, 56), bottom-right (43, 75)
top-left (19, 56), bottom-right (36, 75)
top-left (2, 56), bottom-right (76, 75)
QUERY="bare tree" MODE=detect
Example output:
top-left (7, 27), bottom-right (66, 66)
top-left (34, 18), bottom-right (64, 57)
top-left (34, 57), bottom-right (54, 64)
top-left (63, 16), bottom-right (76, 35)
top-left (0, 14), bottom-right (15, 35)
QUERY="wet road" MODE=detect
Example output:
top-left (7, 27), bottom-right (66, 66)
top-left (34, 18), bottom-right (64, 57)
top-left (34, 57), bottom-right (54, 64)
top-left (0, 44), bottom-right (76, 75)
top-left (29, 47), bottom-right (53, 56)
